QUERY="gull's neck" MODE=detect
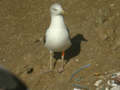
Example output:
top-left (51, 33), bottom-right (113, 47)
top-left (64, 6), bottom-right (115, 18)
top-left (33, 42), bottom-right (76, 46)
top-left (49, 15), bottom-right (65, 28)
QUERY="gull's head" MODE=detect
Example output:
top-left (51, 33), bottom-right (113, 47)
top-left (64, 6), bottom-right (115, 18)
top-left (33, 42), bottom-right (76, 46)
top-left (50, 3), bottom-right (64, 16)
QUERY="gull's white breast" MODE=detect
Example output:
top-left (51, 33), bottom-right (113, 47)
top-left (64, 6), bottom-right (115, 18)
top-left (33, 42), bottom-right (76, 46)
top-left (45, 24), bottom-right (71, 52)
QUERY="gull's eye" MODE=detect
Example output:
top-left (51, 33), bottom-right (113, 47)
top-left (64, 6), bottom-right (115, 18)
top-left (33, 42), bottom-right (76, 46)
top-left (53, 8), bottom-right (57, 11)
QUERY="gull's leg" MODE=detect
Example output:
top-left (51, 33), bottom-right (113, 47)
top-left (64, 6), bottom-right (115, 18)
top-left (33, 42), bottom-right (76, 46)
top-left (58, 51), bottom-right (64, 73)
top-left (50, 50), bottom-right (53, 71)
top-left (61, 51), bottom-right (64, 70)
top-left (40, 50), bottom-right (53, 74)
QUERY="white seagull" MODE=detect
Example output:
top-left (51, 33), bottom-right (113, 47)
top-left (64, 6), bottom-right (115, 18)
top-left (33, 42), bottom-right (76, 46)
top-left (44, 3), bottom-right (72, 72)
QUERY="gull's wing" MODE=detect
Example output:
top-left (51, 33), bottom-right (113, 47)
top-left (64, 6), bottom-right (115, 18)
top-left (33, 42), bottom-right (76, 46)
top-left (66, 25), bottom-right (71, 39)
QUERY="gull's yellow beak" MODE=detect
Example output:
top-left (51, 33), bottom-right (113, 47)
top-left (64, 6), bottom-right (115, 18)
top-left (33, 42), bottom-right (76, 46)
top-left (61, 10), bottom-right (64, 15)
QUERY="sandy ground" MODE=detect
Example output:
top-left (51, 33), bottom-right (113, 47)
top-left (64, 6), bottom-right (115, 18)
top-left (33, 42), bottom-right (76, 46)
top-left (0, 0), bottom-right (120, 90)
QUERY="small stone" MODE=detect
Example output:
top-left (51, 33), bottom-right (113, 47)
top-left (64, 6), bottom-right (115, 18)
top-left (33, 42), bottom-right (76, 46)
top-left (105, 87), bottom-right (109, 90)
top-left (26, 67), bottom-right (34, 74)
top-left (111, 83), bottom-right (117, 87)
top-left (94, 80), bottom-right (103, 87)
top-left (94, 72), bottom-right (101, 76)
top-left (111, 72), bottom-right (120, 79)
top-left (75, 59), bottom-right (79, 62)
top-left (104, 72), bottom-right (108, 75)
top-left (108, 80), bottom-right (117, 87)
top-left (110, 86), bottom-right (120, 90)
top-left (110, 3), bottom-right (115, 7)
top-left (111, 74), bottom-right (117, 79)
top-left (114, 76), bottom-right (120, 84)
top-left (115, 72), bottom-right (120, 76)
top-left (107, 80), bottom-right (111, 86)
top-left (95, 64), bottom-right (99, 67)
top-left (74, 88), bottom-right (81, 90)
top-left (2, 58), bottom-right (6, 62)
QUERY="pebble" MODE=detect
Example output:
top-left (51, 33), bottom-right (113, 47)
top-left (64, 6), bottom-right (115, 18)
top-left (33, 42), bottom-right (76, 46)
top-left (104, 72), bottom-right (108, 75)
top-left (94, 72), bottom-right (101, 76)
top-left (2, 58), bottom-right (6, 62)
top-left (107, 80), bottom-right (117, 87)
top-left (114, 72), bottom-right (120, 76)
top-left (26, 67), bottom-right (34, 74)
top-left (110, 3), bottom-right (115, 7)
top-left (110, 86), bottom-right (120, 90)
top-left (95, 72), bottom-right (120, 90)
top-left (94, 80), bottom-right (103, 87)
top-left (74, 88), bottom-right (81, 90)
top-left (107, 80), bottom-right (111, 86)
top-left (75, 59), bottom-right (79, 62)
top-left (105, 87), bottom-right (109, 90)
top-left (95, 64), bottom-right (99, 67)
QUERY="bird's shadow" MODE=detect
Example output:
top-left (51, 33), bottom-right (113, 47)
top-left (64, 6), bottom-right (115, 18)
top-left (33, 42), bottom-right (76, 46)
top-left (54, 34), bottom-right (88, 62)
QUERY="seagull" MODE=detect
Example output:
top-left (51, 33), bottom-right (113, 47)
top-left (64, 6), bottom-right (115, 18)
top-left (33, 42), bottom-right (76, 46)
top-left (44, 3), bottom-right (72, 72)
